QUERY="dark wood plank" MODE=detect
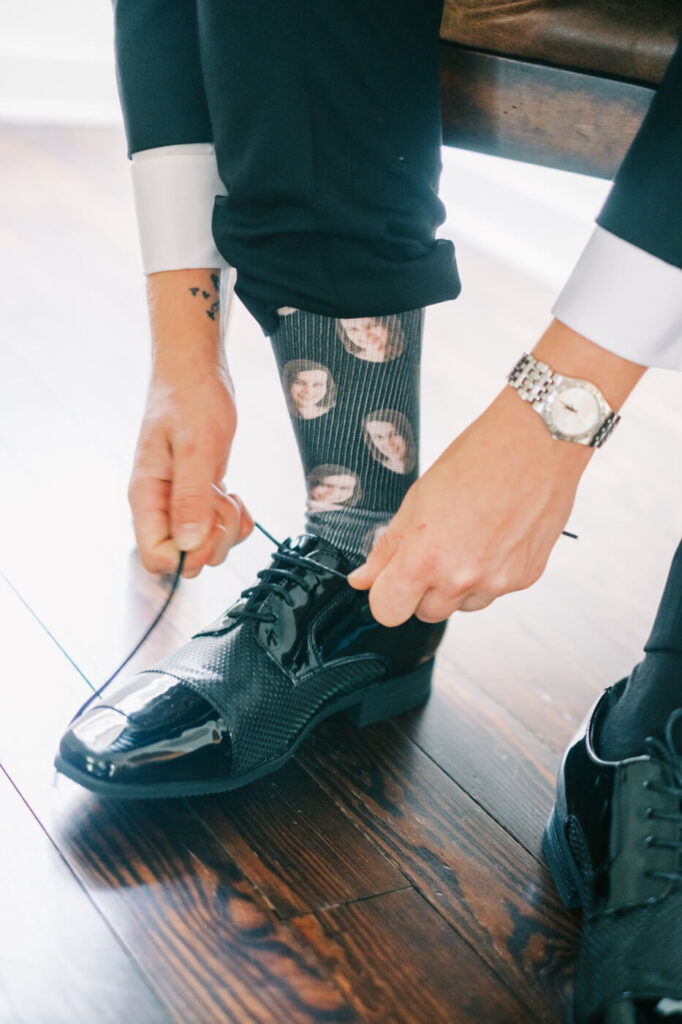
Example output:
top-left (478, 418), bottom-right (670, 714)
top-left (0, 575), bottom-right (360, 1024)
top-left (440, 45), bottom-right (654, 178)
top-left (296, 716), bottom-right (579, 1023)
top-left (398, 660), bottom-right (558, 858)
top-left (193, 761), bottom-right (409, 920)
top-left (292, 888), bottom-right (530, 1023)
top-left (0, 766), bottom-right (170, 1024)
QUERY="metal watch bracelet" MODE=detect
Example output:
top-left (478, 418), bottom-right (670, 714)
top-left (507, 353), bottom-right (620, 448)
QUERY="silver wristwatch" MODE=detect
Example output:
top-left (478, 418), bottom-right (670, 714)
top-left (507, 353), bottom-right (620, 447)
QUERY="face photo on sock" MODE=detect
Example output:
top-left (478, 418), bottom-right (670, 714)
top-left (307, 464), bottom-right (362, 511)
top-left (363, 409), bottom-right (416, 475)
top-left (283, 359), bottom-right (337, 420)
top-left (336, 315), bottom-right (405, 363)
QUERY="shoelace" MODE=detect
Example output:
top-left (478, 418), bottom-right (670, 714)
top-left (65, 521), bottom-right (348, 726)
top-left (224, 528), bottom-right (348, 627)
top-left (66, 520), bottom-right (578, 726)
top-left (642, 708), bottom-right (682, 885)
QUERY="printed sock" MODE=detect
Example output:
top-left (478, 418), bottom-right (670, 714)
top-left (267, 306), bottom-right (423, 567)
top-left (597, 539), bottom-right (682, 760)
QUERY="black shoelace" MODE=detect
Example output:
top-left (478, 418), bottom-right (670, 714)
top-left (642, 708), bottom-right (682, 885)
top-left (65, 520), bottom-right (348, 725)
top-left (66, 521), bottom-right (578, 725)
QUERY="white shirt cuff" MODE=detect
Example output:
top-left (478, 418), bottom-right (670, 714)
top-left (130, 143), bottom-right (230, 274)
top-left (551, 225), bottom-right (682, 371)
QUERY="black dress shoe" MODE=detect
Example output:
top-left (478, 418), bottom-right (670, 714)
top-left (543, 679), bottom-right (682, 1023)
top-left (55, 533), bottom-right (447, 799)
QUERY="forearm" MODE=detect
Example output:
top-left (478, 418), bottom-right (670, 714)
top-left (532, 317), bottom-right (647, 411)
top-left (146, 268), bottom-right (226, 377)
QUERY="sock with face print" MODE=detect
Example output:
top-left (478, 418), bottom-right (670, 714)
top-left (266, 306), bottom-right (423, 568)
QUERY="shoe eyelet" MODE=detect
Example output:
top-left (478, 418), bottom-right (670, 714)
top-left (642, 780), bottom-right (650, 790)
top-left (645, 835), bottom-right (655, 847)
top-left (645, 807), bottom-right (653, 818)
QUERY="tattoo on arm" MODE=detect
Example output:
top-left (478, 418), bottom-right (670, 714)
top-left (188, 272), bottom-right (221, 321)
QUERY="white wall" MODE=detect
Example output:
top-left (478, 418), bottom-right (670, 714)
top-left (0, 0), bottom-right (120, 123)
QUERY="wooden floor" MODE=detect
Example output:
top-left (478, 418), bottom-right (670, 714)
top-left (1, 122), bottom-right (681, 1024)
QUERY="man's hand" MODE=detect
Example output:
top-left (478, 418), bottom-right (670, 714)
top-left (128, 365), bottom-right (253, 579)
top-left (347, 386), bottom-right (591, 625)
top-left (347, 319), bottom-right (646, 627)
top-left (128, 267), bottom-right (254, 579)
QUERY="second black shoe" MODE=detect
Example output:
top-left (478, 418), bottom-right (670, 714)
top-left (54, 533), bottom-right (448, 799)
top-left (543, 680), bottom-right (682, 1023)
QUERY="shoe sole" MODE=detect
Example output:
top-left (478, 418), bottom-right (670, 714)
top-left (542, 805), bottom-right (585, 1024)
top-left (54, 656), bottom-right (435, 800)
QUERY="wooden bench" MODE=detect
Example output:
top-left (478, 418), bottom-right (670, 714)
top-left (439, 0), bottom-right (682, 176)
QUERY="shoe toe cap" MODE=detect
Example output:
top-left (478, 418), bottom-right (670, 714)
top-left (57, 671), bottom-right (232, 787)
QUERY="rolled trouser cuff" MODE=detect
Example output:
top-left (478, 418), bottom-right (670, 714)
top-left (213, 217), bottom-right (461, 336)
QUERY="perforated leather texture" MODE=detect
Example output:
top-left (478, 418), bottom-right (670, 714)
top-left (139, 627), bottom-right (384, 776)
top-left (574, 892), bottom-right (682, 1022)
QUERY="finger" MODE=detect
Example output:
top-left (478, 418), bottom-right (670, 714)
top-left (414, 586), bottom-right (459, 623)
top-left (207, 523), bottom-right (231, 567)
top-left (180, 515), bottom-right (223, 576)
top-left (181, 492), bottom-right (237, 574)
top-left (128, 476), bottom-right (179, 574)
top-left (346, 526), bottom-right (398, 590)
top-left (366, 551), bottom-right (428, 628)
top-left (458, 593), bottom-right (496, 613)
top-left (203, 491), bottom-right (255, 568)
top-left (205, 493), bottom-right (240, 567)
top-left (217, 489), bottom-right (255, 546)
top-left (169, 436), bottom-right (218, 552)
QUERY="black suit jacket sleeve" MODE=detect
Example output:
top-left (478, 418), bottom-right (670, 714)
top-left (111, 0), bottom-right (212, 158)
top-left (597, 35), bottom-right (682, 269)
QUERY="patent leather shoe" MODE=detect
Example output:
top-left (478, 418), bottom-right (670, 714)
top-left (543, 679), bottom-right (682, 1023)
top-left (55, 533), bottom-right (448, 799)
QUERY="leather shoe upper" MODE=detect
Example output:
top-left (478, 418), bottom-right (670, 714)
top-left (555, 682), bottom-right (682, 1023)
top-left (57, 533), bottom-right (447, 789)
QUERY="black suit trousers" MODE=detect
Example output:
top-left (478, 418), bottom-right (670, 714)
top-left (114, 0), bottom-right (461, 335)
top-left (112, 2), bottom-right (681, 336)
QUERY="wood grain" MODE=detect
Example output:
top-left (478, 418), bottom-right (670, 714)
top-left (1, 119), bottom-right (681, 1023)
top-left (440, 45), bottom-right (654, 178)
top-left (0, 766), bottom-right (170, 1024)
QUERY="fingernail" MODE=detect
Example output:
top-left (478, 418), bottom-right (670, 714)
top-left (347, 566), bottom-right (365, 583)
top-left (177, 523), bottom-right (205, 550)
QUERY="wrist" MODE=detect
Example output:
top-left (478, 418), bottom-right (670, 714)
top-left (532, 318), bottom-right (647, 411)
top-left (146, 267), bottom-right (225, 372)
top-left (151, 334), bottom-right (227, 376)
top-left (488, 385), bottom-right (594, 473)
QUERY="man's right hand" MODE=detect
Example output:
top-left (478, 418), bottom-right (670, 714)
top-left (127, 364), bottom-right (253, 579)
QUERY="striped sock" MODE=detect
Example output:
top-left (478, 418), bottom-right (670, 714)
top-left (268, 306), bottom-right (423, 566)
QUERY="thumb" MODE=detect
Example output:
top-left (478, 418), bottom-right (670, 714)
top-left (170, 448), bottom-right (215, 552)
top-left (347, 525), bottom-right (398, 589)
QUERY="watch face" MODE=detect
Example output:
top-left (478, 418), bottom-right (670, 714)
top-left (547, 385), bottom-right (601, 437)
